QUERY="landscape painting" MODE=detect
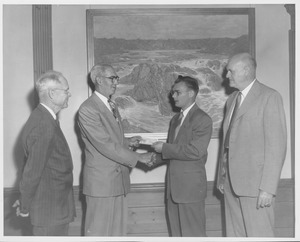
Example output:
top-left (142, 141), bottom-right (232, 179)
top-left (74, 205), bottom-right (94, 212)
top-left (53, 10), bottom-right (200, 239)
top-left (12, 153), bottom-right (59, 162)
top-left (87, 8), bottom-right (255, 138)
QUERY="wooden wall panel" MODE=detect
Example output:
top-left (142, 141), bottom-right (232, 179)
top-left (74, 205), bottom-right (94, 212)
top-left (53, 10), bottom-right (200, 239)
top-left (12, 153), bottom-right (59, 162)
top-left (3, 179), bottom-right (294, 237)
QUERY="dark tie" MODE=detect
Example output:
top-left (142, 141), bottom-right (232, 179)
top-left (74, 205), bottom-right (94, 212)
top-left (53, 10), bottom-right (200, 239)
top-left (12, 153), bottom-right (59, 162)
top-left (224, 92), bottom-right (242, 149)
top-left (174, 111), bottom-right (184, 140)
top-left (108, 99), bottom-right (118, 121)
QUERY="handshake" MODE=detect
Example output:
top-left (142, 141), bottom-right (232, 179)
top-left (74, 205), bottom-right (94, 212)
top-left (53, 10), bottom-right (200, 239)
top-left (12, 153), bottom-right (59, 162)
top-left (138, 152), bottom-right (156, 167)
top-left (128, 136), bottom-right (164, 168)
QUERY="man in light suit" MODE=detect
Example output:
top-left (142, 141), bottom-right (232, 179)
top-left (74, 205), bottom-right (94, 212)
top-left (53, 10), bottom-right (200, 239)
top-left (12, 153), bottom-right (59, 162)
top-left (77, 64), bottom-right (153, 236)
top-left (13, 71), bottom-right (75, 236)
top-left (151, 75), bottom-right (213, 237)
top-left (216, 52), bottom-right (287, 237)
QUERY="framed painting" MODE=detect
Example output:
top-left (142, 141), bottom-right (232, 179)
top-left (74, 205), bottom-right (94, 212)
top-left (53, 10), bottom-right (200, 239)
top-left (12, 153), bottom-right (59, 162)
top-left (86, 8), bottom-right (255, 140)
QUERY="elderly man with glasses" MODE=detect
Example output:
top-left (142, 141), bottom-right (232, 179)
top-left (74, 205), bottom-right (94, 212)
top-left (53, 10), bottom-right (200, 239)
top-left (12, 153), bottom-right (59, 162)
top-left (77, 64), bottom-right (154, 236)
top-left (13, 71), bottom-right (75, 236)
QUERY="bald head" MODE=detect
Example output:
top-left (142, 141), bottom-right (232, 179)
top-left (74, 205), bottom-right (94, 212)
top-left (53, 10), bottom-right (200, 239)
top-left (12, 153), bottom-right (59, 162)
top-left (230, 53), bottom-right (256, 72)
top-left (226, 52), bottom-right (257, 90)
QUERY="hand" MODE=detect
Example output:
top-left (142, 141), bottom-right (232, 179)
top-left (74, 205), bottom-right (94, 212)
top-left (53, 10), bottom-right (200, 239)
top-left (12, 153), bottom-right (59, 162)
top-left (218, 184), bottom-right (224, 194)
top-left (138, 152), bottom-right (154, 164)
top-left (256, 190), bottom-right (274, 209)
top-left (146, 153), bottom-right (157, 168)
top-left (151, 141), bottom-right (164, 153)
top-left (128, 136), bottom-right (142, 148)
top-left (12, 200), bottom-right (29, 217)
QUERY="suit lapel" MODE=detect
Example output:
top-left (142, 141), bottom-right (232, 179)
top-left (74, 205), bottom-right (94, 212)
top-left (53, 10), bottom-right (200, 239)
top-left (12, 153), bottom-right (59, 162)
top-left (37, 104), bottom-right (58, 127)
top-left (172, 104), bottom-right (198, 143)
top-left (170, 113), bottom-right (180, 143)
top-left (223, 93), bottom-right (237, 135)
top-left (235, 80), bottom-right (261, 122)
top-left (92, 93), bottom-right (123, 141)
top-left (223, 80), bottom-right (262, 137)
top-left (37, 104), bottom-right (72, 157)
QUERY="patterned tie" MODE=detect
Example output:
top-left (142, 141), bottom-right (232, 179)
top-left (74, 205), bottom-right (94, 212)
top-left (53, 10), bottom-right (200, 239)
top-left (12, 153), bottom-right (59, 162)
top-left (174, 111), bottom-right (184, 140)
top-left (108, 99), bottom-right (118, 121)
top-left (224, 92), bottom-right (242, 149)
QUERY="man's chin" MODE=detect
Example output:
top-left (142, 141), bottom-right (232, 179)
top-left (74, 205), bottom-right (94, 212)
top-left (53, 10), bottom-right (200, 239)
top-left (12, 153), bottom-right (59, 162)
top-left (229, 81), bottom-right (236, 88)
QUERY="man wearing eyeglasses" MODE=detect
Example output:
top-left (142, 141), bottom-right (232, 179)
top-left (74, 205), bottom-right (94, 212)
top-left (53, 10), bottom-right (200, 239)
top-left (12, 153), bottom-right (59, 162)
top-left (151, 75), bottom-right (213, 237)
top-left (13, 71), bottom-right (75, 236)
top-left (77, 64), bottom-right (154, 236)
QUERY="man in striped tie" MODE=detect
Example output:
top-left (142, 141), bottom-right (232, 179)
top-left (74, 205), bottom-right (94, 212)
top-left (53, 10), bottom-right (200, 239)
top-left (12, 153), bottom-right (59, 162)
top-left (151, 75), bottom-right (213, 237)
top-left (78, 64), bottom-right (154, 236)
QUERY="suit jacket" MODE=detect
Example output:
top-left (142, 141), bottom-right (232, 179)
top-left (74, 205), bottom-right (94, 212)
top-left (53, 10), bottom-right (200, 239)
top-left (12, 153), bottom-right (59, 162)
top-left (19, 104), bottom-right (75, 226)
top-left (217, 80), bottom-right (287, 197)
top-left (78, 93), bottom-right (139, 197)
top-left (157, 104), bottom-right (212, 203)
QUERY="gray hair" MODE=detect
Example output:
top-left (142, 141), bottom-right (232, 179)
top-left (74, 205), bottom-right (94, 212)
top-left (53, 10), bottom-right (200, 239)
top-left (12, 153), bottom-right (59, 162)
top-left (35, 70), bottom-right (64, 93)
top-left (90, 64), bottom-right (114, 85)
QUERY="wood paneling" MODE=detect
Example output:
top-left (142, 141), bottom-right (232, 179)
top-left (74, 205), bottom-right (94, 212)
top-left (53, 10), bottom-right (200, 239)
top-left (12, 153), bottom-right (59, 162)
top-left (3, 179), bottom-right (294, 237)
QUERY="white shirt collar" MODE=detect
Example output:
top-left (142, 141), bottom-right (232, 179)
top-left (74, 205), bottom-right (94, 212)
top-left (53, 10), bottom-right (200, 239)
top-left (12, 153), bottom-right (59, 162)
top-left (239, 79), bottom-right (256, 104)
top-left (40, 103), bottom-right (56, 120)
top-left (94, 91), bottom-right (112, 111)
top-left (180, 102), bottom-right (195, 124)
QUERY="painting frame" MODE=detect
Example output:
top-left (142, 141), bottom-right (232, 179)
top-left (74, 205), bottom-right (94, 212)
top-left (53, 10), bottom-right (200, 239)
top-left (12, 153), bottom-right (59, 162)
top-left (86, 7), bottom-right (255, 140)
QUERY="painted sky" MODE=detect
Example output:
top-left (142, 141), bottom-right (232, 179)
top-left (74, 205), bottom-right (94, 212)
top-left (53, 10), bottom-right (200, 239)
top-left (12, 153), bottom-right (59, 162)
top-left (93, 14), bottom-right (248, 39)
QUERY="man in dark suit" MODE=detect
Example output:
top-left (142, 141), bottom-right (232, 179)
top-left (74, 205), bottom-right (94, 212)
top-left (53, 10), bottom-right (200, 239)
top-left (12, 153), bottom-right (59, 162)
top-left (151, 75), bottom-right (213, 237)
top-left (77, 64), bottom-right (153, 236)
top-left (13, 71), bottom-right (75, 236)
top-left (216, 52), bottom-right (287, 236)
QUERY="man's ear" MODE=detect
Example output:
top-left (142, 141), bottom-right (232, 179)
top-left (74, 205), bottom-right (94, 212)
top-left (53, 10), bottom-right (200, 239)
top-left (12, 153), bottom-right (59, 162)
top-left (244, 65), bottom-right (250, 76)
top-left (188, 90), bottom-right (195, 98)
top-left (48, 88), bottom-right (55, 100)
top-left (95, 76), bottom-right (102, 85)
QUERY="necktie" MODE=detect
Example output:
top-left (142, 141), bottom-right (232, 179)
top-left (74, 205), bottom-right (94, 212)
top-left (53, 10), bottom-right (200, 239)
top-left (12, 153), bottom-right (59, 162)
top-left (108, 99), bottom-right (118, 121)
top-left (224, 92), bottom-right (242, 149)
top-left (174, 111), bottom-right (184, 140)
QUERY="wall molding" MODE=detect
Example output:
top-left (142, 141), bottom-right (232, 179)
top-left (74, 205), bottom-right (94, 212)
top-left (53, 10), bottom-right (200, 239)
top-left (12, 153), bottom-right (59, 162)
top-left (32, 5), bottom-right (53, 83)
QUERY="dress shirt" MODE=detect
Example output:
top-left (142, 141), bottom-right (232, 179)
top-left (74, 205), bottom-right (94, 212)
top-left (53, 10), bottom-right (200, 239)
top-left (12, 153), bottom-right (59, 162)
top-left (94, 91), bottom-right (113, 113)
top-left (180, 102), bottom-right (196, 125)
top-left (239, 79), bottom-right (256, 106)
top-left (228, 79), bottom-right (256, 121)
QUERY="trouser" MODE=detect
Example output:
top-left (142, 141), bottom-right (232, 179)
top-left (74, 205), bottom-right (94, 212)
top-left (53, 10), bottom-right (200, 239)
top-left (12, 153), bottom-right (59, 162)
top-left (224, 169), bottom-right (275, 237)
top-left (167, 196), bottom-right (206, 237)
top-left (84, 195), bottom-right (127, 236)
top-left (32, 223), bottom-right (69, 236)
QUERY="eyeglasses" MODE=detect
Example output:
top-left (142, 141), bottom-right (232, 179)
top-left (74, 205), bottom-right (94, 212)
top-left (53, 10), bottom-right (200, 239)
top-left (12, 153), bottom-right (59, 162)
top-left (53, 88), bottom-right (70, 95)
top-left (101, 75), bottom-right (119, 82)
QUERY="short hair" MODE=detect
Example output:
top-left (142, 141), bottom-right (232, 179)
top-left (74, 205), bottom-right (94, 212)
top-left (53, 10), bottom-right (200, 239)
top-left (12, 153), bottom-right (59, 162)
top-left (90, 64), bottom-right (113, 85)
top-left (35, 70), bottom-right (64, 92)
top-left (248, 55), bottom-right (257, 70)
top-left (230, 52), bottom-right (257, 70)
top-left (174, 75), bottom-right (199, 95)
